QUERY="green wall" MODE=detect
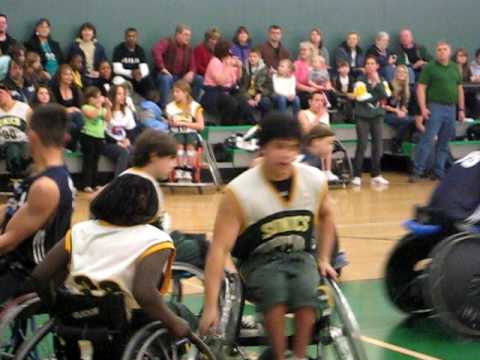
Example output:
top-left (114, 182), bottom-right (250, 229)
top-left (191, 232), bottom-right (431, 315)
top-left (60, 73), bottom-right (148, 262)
top-left (3, 0), bottom-right (478, 63)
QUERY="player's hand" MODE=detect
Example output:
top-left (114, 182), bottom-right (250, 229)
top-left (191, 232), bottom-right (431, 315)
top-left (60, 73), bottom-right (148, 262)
top-left (318, 259), bottom-right (338, 279)
top-left (199, 306), bottom-right (219, 336)
top-left (169, 316), bottom-right (191, 338)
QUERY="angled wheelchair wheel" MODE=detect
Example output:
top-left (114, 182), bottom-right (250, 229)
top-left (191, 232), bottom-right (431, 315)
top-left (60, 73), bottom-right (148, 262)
top-left (121, 321), bottom-right (216, 360)
top-left (332, 140), bottom-right (353, 184)
top-left (384, 232), bottom-right (444, 314)
top-left (316, 279), bottom-right (367, 360)
top-left (425, 232), bottom-right (480, 338)
top-left (0, 294), bottom-right (50, 359)
top-left (11, 318), bottom-right (55, 360)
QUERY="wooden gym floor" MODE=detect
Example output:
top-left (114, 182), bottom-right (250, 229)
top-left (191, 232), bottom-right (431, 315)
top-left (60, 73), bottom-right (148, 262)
top-left (70, 172), bottom-right (479, 359)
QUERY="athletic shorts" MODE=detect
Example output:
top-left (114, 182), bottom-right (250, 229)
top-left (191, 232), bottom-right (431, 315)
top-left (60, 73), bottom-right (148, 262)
top-left (239, 251), bottom-right (320, 313)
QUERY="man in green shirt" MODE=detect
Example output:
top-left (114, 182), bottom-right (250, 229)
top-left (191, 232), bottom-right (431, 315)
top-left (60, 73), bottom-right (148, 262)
top-left (410, 41), bottom-right (465, 182)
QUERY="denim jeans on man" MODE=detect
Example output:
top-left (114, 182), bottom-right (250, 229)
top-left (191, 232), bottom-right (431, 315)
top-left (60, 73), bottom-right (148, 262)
top-left (413, 102), bottom-right (456, 177)
top-left (156, 73), bottom-right (203, 109)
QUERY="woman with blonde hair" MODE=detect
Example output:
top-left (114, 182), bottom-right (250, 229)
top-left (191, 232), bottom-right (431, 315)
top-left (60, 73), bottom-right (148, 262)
top-left (294, 41), bottom-right (317, 108)
top-left (383, 65), bottom-right (415, 153)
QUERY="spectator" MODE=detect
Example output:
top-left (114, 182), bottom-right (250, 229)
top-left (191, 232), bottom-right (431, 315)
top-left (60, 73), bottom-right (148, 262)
top-left (351, 55), bottom-right (390, 187)
top-left (231, 26), bottom-right (251, 65)
top-left (453, 48), bottom-right (472, 82)
top-left (383, 65), bottom-right (416, 153)
top-left (81, 86), bottom-right (112, 192)
top-left (470, 49), bottom-right (480, 81)
top-left (152, 24), bottom-right (202, 109)
top-left (298, 92), bottom-right (338, 181)
top-left (0, 81), bottom-right (32, 178)
top-left (8, 43), bottom-right (26, 65)
top-left (259, 25), bottom-right (291, 70)
top-left (366, 31), bottom-right (397, 82)
top-left (202, 40), bottom-right (253, 125)
top-left (166, 80), bottom-right (205, 181)
top-left (396, 28), bottom-right (432, 81)
top-left (309, 27), bottom-right (330, 66)
top-left (194, 27), bottom-right (222, 77)
top-left (68, 22), bottom-right (108, 86)
top-left (308, 54), bottom-right (336, 106)
top-left (238, 47), bottom-right (273, 118)
top-left (410, 41), bottom-right (465, 182)
top-left (24, 51), bottom-right (51, 87)
top-left (95, 60), bottom-right (114, 96)
top-left (68, 53), bottom-right (84, 89)
top-left (138, 89), bottom-right (169, 131)
top-left (272, 58), bottom-right (300, 115)
top-left (102, 84), bottom-right (134, 178)
top-left (112, 28), bottom-right (154, 98)
top-left (334, 32), bottom-right (365, 78)
top-left (294, 41), bottom-right (317, 108)
top-left (332, 61), bottom-right (355, 122)
top-left (31, 84), bottom-right (54, 108)
top-left (0, 14), bottom-right (17, 56)
top-left (24, 18), bottom-right (63, 76)
top-left (4, 57), bottom-right (35, 103)
top-left (51, 64), bottom-right (84, 151)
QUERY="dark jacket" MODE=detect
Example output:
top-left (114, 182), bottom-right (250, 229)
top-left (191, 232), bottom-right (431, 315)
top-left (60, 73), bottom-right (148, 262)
top-left (24, 36), bottom-right (64, 69)
top-left (365, 44), bottom-right (395, 69)
top-left (4, 76), bottom-right (35, 104)
top-left (395, 43), bottom-right (432, 67)
top-left (334, 42), bottom-right (365, 72)
top-left (0, 33), bottom-right (17, 56)
top-left (68, 39), bottom-right (108, 71)
top-left (239, 59), bottom-right (273, 98)
top-left (259, 41), bottom-right (290, 70)
top-left (354, 74), bottom-right (390, 119)
top-left (332, 74), bottom-right (354, 95)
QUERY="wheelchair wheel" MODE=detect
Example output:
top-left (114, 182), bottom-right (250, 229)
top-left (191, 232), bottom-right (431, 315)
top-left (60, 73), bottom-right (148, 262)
top-left (0, 294), bottom-right (51, 359)
top-left (425, 232), bottom-right (480, 338)
top-left (316, 278), bottom-right (367, 360)
top-left (10, 318), bottom-right (56, 360)
top-left (331, 140), bottom-right (353, 183)
top-left (384, 232), bottom-right (444, 314)
top-left (121, 321), bottom-right (216, 360)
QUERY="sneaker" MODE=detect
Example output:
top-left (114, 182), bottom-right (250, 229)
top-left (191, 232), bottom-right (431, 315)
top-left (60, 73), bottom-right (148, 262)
top-left (82, 186), bottom-right (94, 193)
top-left (371, 175), bottom-right (389, 186)
top-left (351, 177), bottom-right (362, 186)
top-left (174, 169), bottom-right (183, 182)
top-left (240, 315), bottom-right (263, 337)
top-left (182, 170), bottom-right (193, 182)
top-left (326, 171), bottom-right (340, 182)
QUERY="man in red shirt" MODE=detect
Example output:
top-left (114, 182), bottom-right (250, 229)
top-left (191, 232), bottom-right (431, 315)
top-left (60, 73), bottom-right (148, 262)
top-left (193, 27), bottom-right (221, 77)
top-left (151, 24), bottom-right (202, 108)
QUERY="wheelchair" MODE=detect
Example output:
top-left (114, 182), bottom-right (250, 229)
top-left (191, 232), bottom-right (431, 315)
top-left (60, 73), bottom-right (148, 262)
top-left (385, 207), bottom-right (480, 338)
top-left (330, 140), bottom-right (354, 187)
top-left (166, 132), bottom-right (223, 192)
top-left (170, 262), bottom-right (367, 359)
top-left (6, 287), bottom-right (216, 360)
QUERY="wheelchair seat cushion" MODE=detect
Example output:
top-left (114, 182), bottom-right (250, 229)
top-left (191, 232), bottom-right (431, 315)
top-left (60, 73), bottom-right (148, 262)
top-left (239, 251), bottom-right (320, 313)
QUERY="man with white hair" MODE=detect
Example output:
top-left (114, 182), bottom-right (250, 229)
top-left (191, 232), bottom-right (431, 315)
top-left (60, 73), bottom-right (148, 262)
top-left (396, 28), bottom-right (432, 80)
top-left (366, 31), bottom-right (397, 81)
top-left (410, 41), bottom-right (465, 183)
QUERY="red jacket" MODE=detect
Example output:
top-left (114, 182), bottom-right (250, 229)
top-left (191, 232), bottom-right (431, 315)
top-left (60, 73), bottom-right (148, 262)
top-left (151, 38), bottom-right (196, 76)
top-left (193, 43), bottom-right (214, 76)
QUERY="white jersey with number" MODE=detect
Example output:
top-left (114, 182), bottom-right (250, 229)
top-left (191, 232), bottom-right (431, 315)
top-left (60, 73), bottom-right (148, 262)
top-left (226, 162), bottom-right (328, 260)
top-left (0, 101), bottom-right (30, 143)
top-left (165, 101), bottom-right (203, 133)
top-left (64, 220), bottom-right (175, 310)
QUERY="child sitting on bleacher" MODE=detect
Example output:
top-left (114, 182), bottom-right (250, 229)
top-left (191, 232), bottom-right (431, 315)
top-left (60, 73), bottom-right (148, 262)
top-left (272, 59), bottom-right (301, 115)
top-left (138, 89), bottom-right (169, 132)
top-left (165, 80), bottom-right (205, 182)
top-left (298, 92), bottom-right (339, 181)
top-left (31, 174), bottom-right (192, 358)
top-left (332, 60), bottom-right (355, 123)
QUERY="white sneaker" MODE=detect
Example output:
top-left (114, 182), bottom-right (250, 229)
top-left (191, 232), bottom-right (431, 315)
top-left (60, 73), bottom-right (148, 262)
top-left (351, 177), bottom-right (362, 186)
top-left (182, 170), bottom-right (193, 182)
top-left (82, 186), bottom-right (94, 193)
top-left (326, 171), bottom-right (340, 182)
top-left (371, 175), bottom-right (389, 186)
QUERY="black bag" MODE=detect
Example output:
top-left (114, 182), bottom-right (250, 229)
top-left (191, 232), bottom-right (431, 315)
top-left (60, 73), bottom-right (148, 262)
top-left (466, 123), bottom-right (480, 141)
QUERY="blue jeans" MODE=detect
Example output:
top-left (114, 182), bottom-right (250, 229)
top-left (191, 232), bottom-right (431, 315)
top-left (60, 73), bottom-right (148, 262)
top-left (156, 73), bottom-right (203, 108)
top-left (413, 103), bottom-right (456, 177)
top-left (272, 95), bottom-right (300, 115)
top-left (384, 112), bottom-right (415, 145)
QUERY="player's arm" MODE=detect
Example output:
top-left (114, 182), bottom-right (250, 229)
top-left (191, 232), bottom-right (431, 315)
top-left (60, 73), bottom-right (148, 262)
top-left (133, 249), bottom-right (191, 338)
top-left (0, 177), bottom-right (60, 255)
top-left (199, 190), bottom-right (243, 334)
top-left (31, 239), bottom-right (70, 306)
top-left (316, 192), bottom-right (338, 278)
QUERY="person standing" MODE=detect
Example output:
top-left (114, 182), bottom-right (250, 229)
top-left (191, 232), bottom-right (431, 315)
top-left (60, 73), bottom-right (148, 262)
top-left (410, 41), bottom-right (465, 182)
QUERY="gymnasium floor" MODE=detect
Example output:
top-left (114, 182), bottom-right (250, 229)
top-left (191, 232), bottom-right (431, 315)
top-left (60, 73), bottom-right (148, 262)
top-left (72, 172), bottom-right (480, 360)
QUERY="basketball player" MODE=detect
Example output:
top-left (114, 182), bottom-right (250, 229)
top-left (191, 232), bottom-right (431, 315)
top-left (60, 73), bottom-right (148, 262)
top-left (0, 104), bottom-right (74, 304)
top-left (200, 113), bottom-right (337, 360)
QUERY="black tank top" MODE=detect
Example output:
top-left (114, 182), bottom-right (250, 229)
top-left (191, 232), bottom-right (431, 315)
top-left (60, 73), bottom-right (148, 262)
top-left (2, 166), bottom-right (74, 271)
